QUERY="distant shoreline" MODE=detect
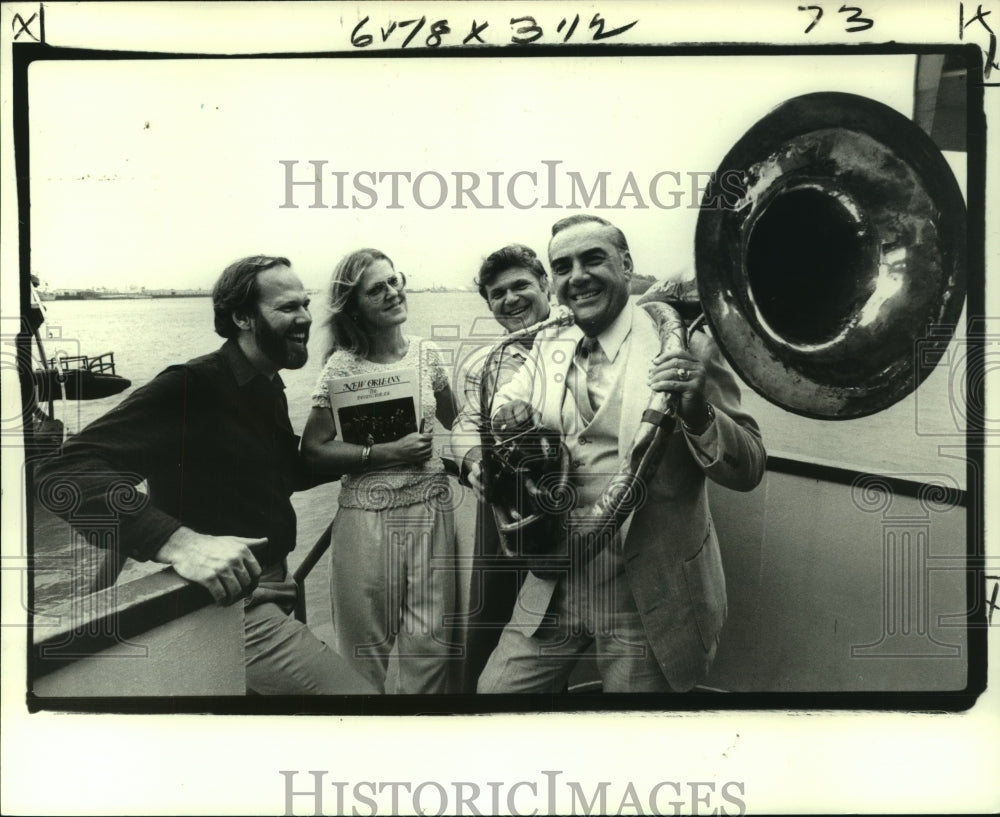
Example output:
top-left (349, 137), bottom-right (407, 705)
top-left (40, 290), bottom-right (213, 301)
top-left (40, 287), bottom-right (479, 301)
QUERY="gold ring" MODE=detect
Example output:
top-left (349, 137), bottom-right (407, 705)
top-left (678, 367), bottom-right (688, 380)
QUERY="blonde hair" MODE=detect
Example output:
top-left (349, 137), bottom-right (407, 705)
top-left (320, 248), bottom-right (394, 361)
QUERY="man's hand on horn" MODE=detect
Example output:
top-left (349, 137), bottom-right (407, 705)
top-left (648, 343), bottom-right (714, 435)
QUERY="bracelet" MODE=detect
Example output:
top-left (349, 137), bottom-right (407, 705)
top-left (682, 401), bottom-right (715, 435)
top-left (359, 444), bottom-right (372, 470)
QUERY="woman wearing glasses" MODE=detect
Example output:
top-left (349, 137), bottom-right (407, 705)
top-left (302, 248), bottom-right (460, 693)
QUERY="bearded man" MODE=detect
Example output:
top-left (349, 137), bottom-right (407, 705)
top-left (34, 255), bottom-right (374, 694)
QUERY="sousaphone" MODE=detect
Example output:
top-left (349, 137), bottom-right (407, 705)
top-left (695, 91), bottom-right (966, 418)
top-left (484, 91), bottom-right (967, 572)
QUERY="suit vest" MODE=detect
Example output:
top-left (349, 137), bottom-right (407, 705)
top-left (561, 355), bottom-right (626, 511)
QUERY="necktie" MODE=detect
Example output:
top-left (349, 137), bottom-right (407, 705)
top-left (577, 335), bottom-right (610, 416)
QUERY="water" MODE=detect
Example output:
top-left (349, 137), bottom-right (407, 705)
top-left (32, 293), bottom-right (493, 618)
top-left (38, 293), bottom-right (966, 475)
top-left (39, 293), bottom-right (489, 432)
top-left (30, 293), bottom-right (966, 619)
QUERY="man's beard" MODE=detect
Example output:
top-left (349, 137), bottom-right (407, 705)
top-left (254, 315), bottom-right (309, 370)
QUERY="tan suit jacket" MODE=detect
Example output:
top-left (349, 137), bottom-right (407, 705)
top-left (496, 304), bottom-right (766, 691)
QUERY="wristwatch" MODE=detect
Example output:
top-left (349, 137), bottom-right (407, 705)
top-left (682, 401), bottom-right (715, 435)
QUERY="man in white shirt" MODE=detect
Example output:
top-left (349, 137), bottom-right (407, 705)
top-left (477, 215), bottom-right (766, 693)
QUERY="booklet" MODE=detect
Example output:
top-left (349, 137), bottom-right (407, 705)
top-left (324, 367), bottom-right (421, 445)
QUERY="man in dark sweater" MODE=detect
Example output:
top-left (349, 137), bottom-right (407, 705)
top-left (34, 255), bottom-right (374, 694)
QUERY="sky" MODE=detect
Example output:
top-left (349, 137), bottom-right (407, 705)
top-left (28, 54), bottom-right (918, 292)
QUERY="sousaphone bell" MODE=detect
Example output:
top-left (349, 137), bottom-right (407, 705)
top-left (695, 92), bottom-right (967, 419)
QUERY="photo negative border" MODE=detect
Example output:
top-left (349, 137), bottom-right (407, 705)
top-left (10, 39), bottom-right (988, 716)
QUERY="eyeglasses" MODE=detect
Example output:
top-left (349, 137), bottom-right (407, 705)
top-left (362, 271), bottom-right (407, 303)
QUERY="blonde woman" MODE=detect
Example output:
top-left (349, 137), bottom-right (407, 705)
top-left (302, 249), bottom-right (460, 693)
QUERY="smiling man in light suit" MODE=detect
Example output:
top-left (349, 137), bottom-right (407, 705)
top-left (477, 214), bottom-right (766, 693)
